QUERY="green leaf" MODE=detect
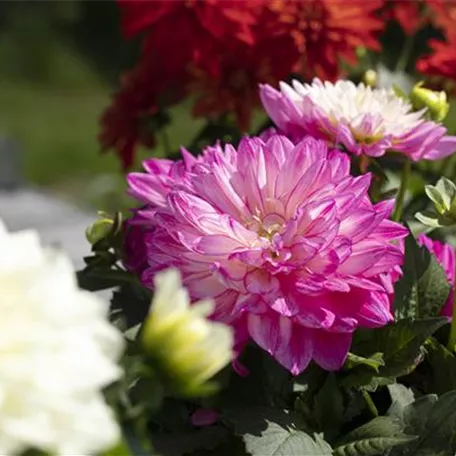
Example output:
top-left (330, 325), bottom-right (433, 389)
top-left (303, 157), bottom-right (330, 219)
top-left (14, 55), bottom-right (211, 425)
top-left (424, 338), bottom-right (456, 395)
top-left (314, 374), bottom-right (344, 437)
top-left (344, 318), bottom-right (447, 387)
top-left (261, 352), bottom-right (294, 408)
top-left (334, 416), bottom-right (417, 456)
top-left (435, 177), bottom-right (456, 210)
top-left (77, 268), bottom-right (129, 291)
top-left (387, 384), bottom-right (415, 420)
top-left (425, 185), bottom-right (447, 213)
top-left (415, 210), bottom-right (443, 228)
top-left (225, 406), bottom-right (332, 456)
top-left (392, 391), bottom-right (456, 456)
top-left (345, 353), bottom-right (385, 373)
top-left (110, 283), bottom-right (151, 330)
top-left (393, 235), bottom-right (451, 320)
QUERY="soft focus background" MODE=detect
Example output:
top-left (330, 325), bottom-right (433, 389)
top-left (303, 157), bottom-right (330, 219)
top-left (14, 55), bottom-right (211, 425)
top-left (2, 0), bottom-right (456, 264)
top-left (0, 1), bottom-right (213, 211)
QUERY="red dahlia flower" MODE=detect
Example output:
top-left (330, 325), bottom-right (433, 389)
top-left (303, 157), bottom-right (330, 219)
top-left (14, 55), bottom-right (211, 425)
top-left (99, 59), bottom-right (186, 169)
top-left (418, 38), bottom-right (456, 78)
top-left (190, 35), bottom-right (298, 132)
top-left (381, 0), bottom-right (425, 35)
top-left (266, 0), bottom-right (384, 81)
top-left (118, 0), bottom-right (257, 74)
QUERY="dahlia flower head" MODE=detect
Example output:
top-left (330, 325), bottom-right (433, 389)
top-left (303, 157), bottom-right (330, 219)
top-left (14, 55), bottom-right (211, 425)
top-left (417, 233), bottom-right (455, 318)
top-left (260, 78), bottom-right (456, 161)
top-left (0, 221), bottom-right (123, 455)
top-left (127, 135), bottom-right (408, 375)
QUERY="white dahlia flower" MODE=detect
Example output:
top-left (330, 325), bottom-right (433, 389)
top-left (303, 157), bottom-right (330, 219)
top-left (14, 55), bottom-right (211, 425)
top-left (0, 220), bottom-right (123, 455)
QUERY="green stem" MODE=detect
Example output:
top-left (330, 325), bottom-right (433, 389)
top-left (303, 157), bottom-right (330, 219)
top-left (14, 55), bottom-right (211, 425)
top-left (447, 264), bottom-right (456, 352)
top-left (160, 128), bottom-right (172, 157)
top-left (392, 160), bottom-right (411, 222)
top-left (362, 390), bottom-right (379, 417)
top-left (395, 33), bottom-right (416, 73)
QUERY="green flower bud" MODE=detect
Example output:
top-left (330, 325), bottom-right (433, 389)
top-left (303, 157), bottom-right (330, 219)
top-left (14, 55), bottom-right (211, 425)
top-left (362, 70), bottom-right (377, 88)
top-left (142, 269), bottom-right (233, 397)
top-left (85, 214), bottom-right (114, 245)
top-left (410, 82), bottom-right (450, 122)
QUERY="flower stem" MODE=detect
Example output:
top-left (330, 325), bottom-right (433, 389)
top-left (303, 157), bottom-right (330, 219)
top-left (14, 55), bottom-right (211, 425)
top-left (362, 390), bottom-right (379, 417)
top-left (392, 160), bottom-right (411, 222)
top-left (395, 33), bottom-right (415, 73)
top-left (160, 128), bottom-right (172, 157)
top-left (447, 264), bottom-right (456, 352)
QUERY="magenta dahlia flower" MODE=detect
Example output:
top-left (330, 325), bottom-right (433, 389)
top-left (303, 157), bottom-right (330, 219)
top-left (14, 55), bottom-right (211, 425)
top-left (126, 135), bottom-right (407, 374)
top-left (260, 79), bottom-right (456, 161)
top-left (417, 234), bottom-right (455, 318)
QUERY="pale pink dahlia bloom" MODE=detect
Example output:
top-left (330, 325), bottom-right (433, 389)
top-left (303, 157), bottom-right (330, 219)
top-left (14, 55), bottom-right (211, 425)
top-left (260, 79), bottom-right (456, 161)
top-left (126, 135), bottom-right (408, 374)
top-left (417, 234), bottom-right (455, 318)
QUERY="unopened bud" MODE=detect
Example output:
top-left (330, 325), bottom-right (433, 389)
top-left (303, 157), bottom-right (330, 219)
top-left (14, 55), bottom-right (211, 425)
top-left (85, 214), bottom-right (114, 245)
top-left (142, 269), bottom-right (233, 397)
top-left (363, 70), bottom-right (377, 88)
top-left (411, 82), bottom-right (450, 122)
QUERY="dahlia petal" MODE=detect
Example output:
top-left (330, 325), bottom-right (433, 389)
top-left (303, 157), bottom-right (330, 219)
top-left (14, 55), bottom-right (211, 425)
top-left (374, 219), bottom-right (410, 241)
top-left (328, 150), bottom-right (351, 180)
top-left (337, 241), bottom-right (388, 275)
top-left (362, 245), bottom-right (404, 277)
top-left (247, 313), bottom-right (292, 357)
top-left (312, 330), bottom-right (352, 371)
top-left (244, 270), bottom-right (280, 296)
top-left (142, 158), bottom-right (173, 174)
top-left (259, 84), bottom-right (303, 132)
top-left (423, 135), bottom-right (456, 160)
top-left (127, 173), bottom-right (170, 206)
top-left (356, 293), bottom-right (394, 328)
top-left (264, 134), bottom-right (295, 168)
top-left (339, 209), bottom-right (377, 242)
top-left (276, 324), bottom-right (313, 376)
top-left (196, 235), bottom-right (245, 255)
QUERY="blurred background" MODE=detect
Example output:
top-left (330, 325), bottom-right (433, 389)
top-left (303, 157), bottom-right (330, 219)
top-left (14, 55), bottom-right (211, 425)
top-left (0, 1), bottom-right (204, 212)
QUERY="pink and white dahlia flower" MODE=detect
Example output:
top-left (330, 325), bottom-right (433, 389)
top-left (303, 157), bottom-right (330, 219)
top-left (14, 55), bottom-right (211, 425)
top-left (126, 135), bottom-right (407, 374)
top-left (417, 234), bottom-right (455, 318)
top-left (260, 78), bottom-right (456, 161)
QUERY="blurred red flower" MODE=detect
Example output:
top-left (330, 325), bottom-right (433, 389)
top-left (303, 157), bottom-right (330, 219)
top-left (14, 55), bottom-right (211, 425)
top-left (417, 37), bottom-right (456, 85)
top-left (381, 0), bottom-right (425, 35)
top-left (426, 0), bottom-right (456, 37)
top-left (118, 0), bottom-right (257, 74)
top-left (190, 34), bottom-right (298, 132)
top-left (266, 0), bottom-right (384, 81)
top-left (99, 58), bottom-right (186, 169)
top-left (101, 0), bottom-right (388, 167)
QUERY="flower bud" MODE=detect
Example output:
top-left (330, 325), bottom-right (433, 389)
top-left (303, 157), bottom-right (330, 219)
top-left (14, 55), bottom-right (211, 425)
top-left (85, 213), bottom-right (114, 245)
top-left (410, 82), bottom-right (450, 122)
top-left (362, 69), bottom-right (377, 88)
top-left (142, 268), bottom-right (233, 397)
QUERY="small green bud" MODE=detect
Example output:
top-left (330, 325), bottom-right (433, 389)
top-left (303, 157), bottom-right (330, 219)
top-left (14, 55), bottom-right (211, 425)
top-left (410, 82), bottom-right (450, 122)
top-left (85, 215), bottom-right (114, 245)
top-left (362, 70), bottom-right (377, 88)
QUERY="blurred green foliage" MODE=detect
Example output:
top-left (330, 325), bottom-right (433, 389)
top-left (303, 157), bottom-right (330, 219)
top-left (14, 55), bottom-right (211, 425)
top-left (0, 1), bottom-right (204, 211)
